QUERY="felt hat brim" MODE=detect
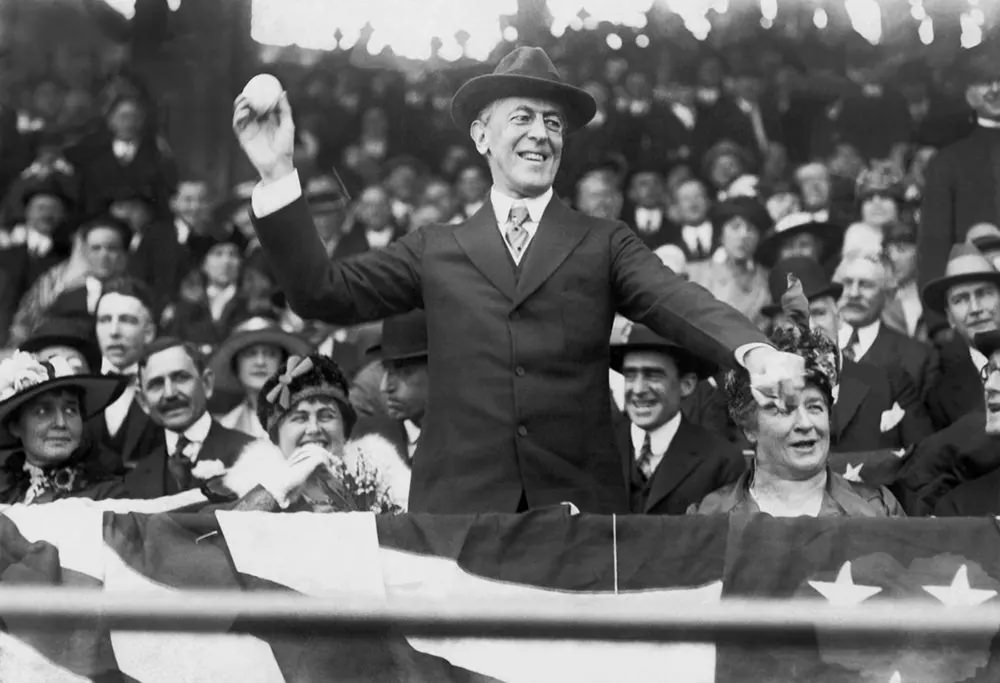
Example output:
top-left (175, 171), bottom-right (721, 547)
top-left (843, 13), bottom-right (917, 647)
top-left (210, 328), bottom-right (313, 394)
top-left (451, 73), bottom-right (597, 134)
top-left (761, 282), bottom-right (844, 318)
top-left (0, 375), bottom-right (126, 447)
top-left (756, 222), bottom-right (844, 269)
top-left (609, 342), bottom-right (717, 380)
top-left (922, 272), bottom-right (1000, 314)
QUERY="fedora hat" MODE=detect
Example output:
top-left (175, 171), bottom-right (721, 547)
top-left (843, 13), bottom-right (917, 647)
top-left (761, 256), bottom-right (843, 317)
top-left (0, 352), bottom-right (125, 447)
top-left (367, 310), bottom-right (428, 363)
top-left (609, 324), bottom-right (717, 380)
top-left (210, 314), bottom-right (313, 394)
top-left (966, 223), bottom-right (1000, 254)
top-left (451, 46), bottom-right (596, 133)
top-left (756, 212), bottom-right (844, 269)
top-left (922, 243), bottom-right (1000, 314)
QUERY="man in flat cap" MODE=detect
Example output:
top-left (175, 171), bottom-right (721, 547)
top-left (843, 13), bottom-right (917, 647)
top-left (232, 46), bottom-right (806, 514)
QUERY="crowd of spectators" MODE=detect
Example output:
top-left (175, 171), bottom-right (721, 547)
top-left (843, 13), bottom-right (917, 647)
top-left (3, 23), bottom-right (1000, 518)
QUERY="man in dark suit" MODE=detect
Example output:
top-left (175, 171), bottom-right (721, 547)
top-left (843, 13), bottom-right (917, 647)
top-left (921, 244), bottom-right (1000, 429)
top-left (86, 277), bottom-right (161, 470)
top-left (834, 252), bottom-right (939, 399)
top-left (766, 257), bottom-right (934, 452)
top-left (612, 324), bottom-right (744, 515)
top-left (621, 167), bottom-right (672, 250)
top-left (126, 337), bottom-right (254, 499)
top-left (351, 310), bottom-right (429, 507)
top-left (918, 38), bottom-right (1000, 294)
top-left (933, 330), bottom-right (1000, 516)
top-left (232, 46), bottom-right (807, 514)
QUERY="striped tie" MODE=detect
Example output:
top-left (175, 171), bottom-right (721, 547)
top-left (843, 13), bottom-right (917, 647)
top-left (505, 201), bottom-right (530, 258)
top-left (636, 432), bottom-right (655, 481)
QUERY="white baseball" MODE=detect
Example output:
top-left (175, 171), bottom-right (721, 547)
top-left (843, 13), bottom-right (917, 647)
top-left (241, 73), bottom-right (283, 115)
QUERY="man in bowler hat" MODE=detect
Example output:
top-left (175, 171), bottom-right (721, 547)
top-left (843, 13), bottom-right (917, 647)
top-left (232, 46), bottom-right (808, 514)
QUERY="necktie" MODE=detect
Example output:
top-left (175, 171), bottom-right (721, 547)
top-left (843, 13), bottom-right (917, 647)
top-left (505, 201), bottom-right (530, 258)
top-left (842, 327), bottom-right (861, 362)
top-left (167, 436), bottom-right (194, 491)
top-left (636, 432), bottom-right (655, 481)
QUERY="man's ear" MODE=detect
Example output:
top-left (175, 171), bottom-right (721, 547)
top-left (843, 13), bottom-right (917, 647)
top-left (678, 372), bottom-right (698, 399)
top-left (202, 368), bottom-right (215, 400)
top-left (143, 322), bottom-right (156, 346)
top-left (470, 120), bottom-right (489, 156)
top-left (134, 384), bottom-right (151, 416)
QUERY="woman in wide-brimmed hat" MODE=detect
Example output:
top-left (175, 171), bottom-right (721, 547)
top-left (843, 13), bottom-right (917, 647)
top-left (211, 312), bottom-right (312, 439)
top-left (0, 352), bottom-right (126, 504)
top-left (755, 211), bottom-right (844, 270)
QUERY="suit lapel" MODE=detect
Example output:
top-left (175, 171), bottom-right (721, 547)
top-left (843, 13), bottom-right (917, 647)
top-left (199, 421), bottom-right (242, 467)
top-left (833, 365), bottom-right (870, 443)
top-left (644, 418), bottom-right (702, 512)
top-left (127, 443), bottom-right (167, 498)
top-left (120, 400), bottom-right (151, 466)
top-left (514, 198), bottom-right (589, 307)
top-left (862, 326), bottom-right (891, 365)
top-left (453, 200), bottom-right (516, 300)
top-left (615, 417), bottom-right (633, 488)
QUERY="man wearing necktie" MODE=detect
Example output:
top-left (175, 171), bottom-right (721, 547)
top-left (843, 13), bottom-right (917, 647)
top-left (671, 178), bottom-right (714, 262)
top-left (126, 338), bottom-right (253, 499)
top-left (233, 46), bottom-right (808, 514)
top-left (611, 324), bottom-right (744, 515)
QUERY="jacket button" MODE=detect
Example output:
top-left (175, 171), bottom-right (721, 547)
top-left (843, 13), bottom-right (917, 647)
top-left (517, 425), bottom-right (527, 437)
top-left (515, 366), bottom-right (525, 377)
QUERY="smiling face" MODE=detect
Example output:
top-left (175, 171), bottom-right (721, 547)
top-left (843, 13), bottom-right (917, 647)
top-left (622, 350), bottom-right (696, 431)
top-left (137, 345), bottom-right (213, 432)
top-left (9, 389), bottom-right (83, 467)
top-left (470, 97), bottom-right (565, 199)
top-left (749, 385), bottom-right (830, 480)
top-left (967, 81), bottom-right (1000, 120)
top-left (276, 397), bottom-right (346, 457)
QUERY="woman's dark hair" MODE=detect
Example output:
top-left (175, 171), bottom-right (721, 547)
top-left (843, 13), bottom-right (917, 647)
top-left (257, 353), bottom-right (357, 439)
top-left (725, 326), bottom-right (838, 431)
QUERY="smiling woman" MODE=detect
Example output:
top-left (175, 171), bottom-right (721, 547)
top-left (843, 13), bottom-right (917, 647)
top-left (689, 325), bottom-right (905, 518)
top-left (0, 352), bottom-right (127, 504)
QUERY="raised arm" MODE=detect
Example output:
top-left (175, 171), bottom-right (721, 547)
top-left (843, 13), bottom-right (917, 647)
top-left (233, 89), bottom-right (422, 324)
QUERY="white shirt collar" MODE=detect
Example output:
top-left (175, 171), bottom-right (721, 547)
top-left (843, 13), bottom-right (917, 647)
top-left (85, 276), bottom-right (102, 314)
top-left (978, 117), bottom-right (1000, 130)
top-left (838, 319), bottom-right (880, 360)
top-left (206, 283), bottom-right (237, 321)
top-left (682, 221), bottom-right (713, 256)
top-left (174, 218), bottom-right (191, 245)
top-left (164, 411), bottom-right (213, 460)
top-left (403, 419), bottom-right (421, 445)
top-left (629, 412), bottom-right (682, 475)
top-left (490, 186), bottom-right (553, 229)
top-left (971, 346), bottom-right (989, 374)
top-left (101, 359), bottom-right (138, 376)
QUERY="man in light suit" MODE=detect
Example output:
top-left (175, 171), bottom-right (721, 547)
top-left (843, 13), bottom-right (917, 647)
top-left (232, 46), bottom-right (806, 514)
top-left (612, 324), bottom-right (745, 515)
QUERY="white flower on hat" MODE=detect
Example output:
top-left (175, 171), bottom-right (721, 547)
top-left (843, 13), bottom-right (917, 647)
top-left (0, 352), bottom-right (52, 403)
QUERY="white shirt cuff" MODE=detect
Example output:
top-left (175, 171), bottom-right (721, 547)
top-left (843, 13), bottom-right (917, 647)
top-left (250, 169), bottom-right (302, 218)
top-left (734, 342), bottom-right (771, 369)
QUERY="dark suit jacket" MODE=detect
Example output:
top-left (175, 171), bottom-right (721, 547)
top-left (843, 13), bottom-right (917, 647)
top-left (46, 284), bottom-right (92, 321)
top-left (252, 194), bottom-right (768, 514)
top-left (129, 221), bottom-right (203, 314)
top-left (330, 221), bottom-right (407, 262)
top-left (87, 396), bottom-right (161, 472)
top-left (933, 464), bottom-right (1000, 516)
top-left (621, 205), bottom-right (673, 251)
top-left (925, 336), bottom-right (983, 430)
top-left (834, 359), bottom-right (934, 452)
top-left (123, 419), bottom-right (254, 499)
top-left (617, 415), bottom-right (745, 515)
top-left (859, 323), bottom-right (939, 400)
top-left (919, 126), bottom-right (1000, 289)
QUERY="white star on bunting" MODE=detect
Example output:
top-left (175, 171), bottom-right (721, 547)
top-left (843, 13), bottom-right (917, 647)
top-left (808, 561), bottom-right (882, 606)
top-left (922, 564), bottom-right (997, 607)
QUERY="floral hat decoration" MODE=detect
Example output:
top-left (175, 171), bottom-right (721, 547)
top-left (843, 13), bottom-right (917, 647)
top-left (0, 352), bottom-right (126, 447)
top-left (256, 353), bottom-right (357, 438)
top-left (725, 275), bottom-right (839, 428)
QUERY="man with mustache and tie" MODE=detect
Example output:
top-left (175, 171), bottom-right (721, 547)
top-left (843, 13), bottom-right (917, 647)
top-left (232, 46), bottom-right (808, 515)
top-left (126, 337), bottom-right (253, 499)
